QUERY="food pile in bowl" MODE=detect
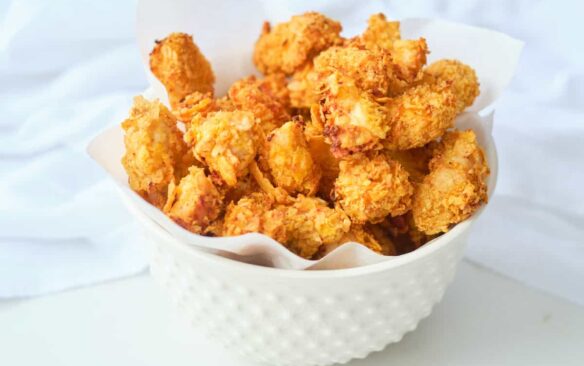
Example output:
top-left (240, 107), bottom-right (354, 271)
top-left (120, 12), bottom-right (489, 260)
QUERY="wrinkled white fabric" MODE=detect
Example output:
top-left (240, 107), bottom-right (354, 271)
top-left (0, 0), bottom-right (583, 303)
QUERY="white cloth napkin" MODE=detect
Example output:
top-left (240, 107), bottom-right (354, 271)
top-left (1, 0), bottom-right (583, 303)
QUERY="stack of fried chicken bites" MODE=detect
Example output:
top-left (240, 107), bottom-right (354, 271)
top-left (121, 12), bottom-right (489, 259)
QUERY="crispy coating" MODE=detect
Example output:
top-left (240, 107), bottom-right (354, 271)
top-left (283, 195), bottom-right (351, 258)
top-left (305, 133), bottom-right (339, 200)
top-left (321, 74), bottom-right (389, 157)
top-left (222, 172), bottom-right (261, 204)
top-left (384, 81), bottom-right (457, 150)
top-left (223, 193), bottom-right (288, 243)
top-left (361, 13), bottom-right (401, 50)
top-left (334, 153), bottom-right (413, 223)
top-left (313, 45), bottom-right (395, 96)
top-left (383, 143), bottom-right (435, 184)
top-left (121, 96), bottom-right (191, 208)
top-left (390, 38), bottom-right (428, 82)
top-left (150, 33), bottom-right (215, 109)
top-left (288, 62), bottom-right (320, 109)
top-left (316, 225), bottom-right (383, 258)
top-left (253, 12), bottom-right (343, 75)
top-left (163, 167), bottom-right (223, 234)
top-left (228, 75), bottom-right (291, 134)
top-left (266, 121), bottom-right (322, 195)
top-left (424, 59), bottom-right (480, 113)
top-left (173, 91), bottom-right (218, 123)
top-left (412, 130), bottom-right (489, 234)
top-left (184, 111), bottom-right (261, 186)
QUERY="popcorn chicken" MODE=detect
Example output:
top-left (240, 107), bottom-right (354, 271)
top-left (383, 143), bottom-right (435, 184)
top-left (150, 33), bottom-right (215, 109)
top-left (184, 111), bottom-right (261, 187)
top-left (390, 38), bottom-right (429, 82)
top-left (334, 153), bottom-right (414, 223)
top-left (163, 167), bottom-right (223, 234)
top-left (223, 193), bottom-right (288, 243)
top-left (412, 130), bottom-right (489, 234)
top-left (266, 121), bottom-right (321, 195)
top-left (228, 75), bottom-right (291, 134)
top-left (423, 59), bottom-right (480, 113)
top-left (313, 44), bottom-right (395, 96)
top-left (121, 96), bottom-right (192, 209)
top-left (173, 91), bottom-right (219, 123)
top-left (283, 195), bottom-right (351, 258)
top-left (253, 12), bottom-right (343, 75)
top-left (316, 225), bottom-right (384, 258)
top-left (384, 81), bottom-right (458, 150)
top-left (321, 73), bottom-right (389, 157)
top-left (361, 13), bottom-right (401, 50)
top-left (288, 62), bottom-right (320, 109)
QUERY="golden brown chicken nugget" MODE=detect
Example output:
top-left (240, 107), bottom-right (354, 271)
top-left (163, 166), bottom-right (223, 234)
top-left (320, 73), bottom-right (389, 157)
top-left (223, 192), bottom-right (288, 243)
top-left (314, 44), bottom-right (395, 97)
top-left (424, 59), bottom-right (480, 113)
top-left (184, 111), bottom-right (261, 187)
top-left (361, 13), bottom-right (401, 50)
top-left (228, 75), bottom-right (291, 134)
top-left (334, 152), bottom-right (413, 224)
top-left (150, 32), bottom-right (215, 109)
top-left (384, 81), bottom-right (457, 150)
top-left (121, 96), bottom-right (192, 208)
top-left (253, 12), bottom-right (343, 75)
top-left (266, 121), bottom-right (322, 196)
top-left (283, 195), bottom-right (351, 258)
top-left (412, 130), bottom-right (489, 234)
top-left (288, 62), bottom-right (321, 109)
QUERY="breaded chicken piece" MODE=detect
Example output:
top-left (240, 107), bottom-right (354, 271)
top-left (412, 130), bottom-right (489, 234)
top-left (313, 44), bottom-right (395, 96)
top-left (228, 75), bottom-right (291, 134)
top-left (288, 62), bottom-right (320, 109)
top-left (150, 33), bottom-right (215, 109)
top-left (222, 172), bottom-right (261, 204)
top-left (163, 166), bottom-right (223, 234)
top-left (121, 96), bottom-right (192, 208)
top-left (320, 74), bottom-right (389, 157)
top-left (266, 121), bottom-right (322, 195)
top-left (384, 81), bottom-right (457, 150)
top-left (283, 195), bottom-right (351, 258)
top-left (253, 12), bottom-right (343, 75)
top-left (383, 143), bottom-right (435, 184)
top-left (173, 91), bottom-right (219, 123)
top-left (358, 14), bottom-right (428, 86)
top-left (223, 193), bottom-right (288, 243)
top-left (390, 38), bottom-right (429, 82)
top-left (305, 133), bottom-right (339, 200)
top-left (361, 13), bottom-right (401, 50)
top-left (316, 225), bottom-right (384, 258)
top-left (184, 111), bottom-right (261, 187)
top-left (334, 153), bottom-right (413, 223)
top-left (423, 59), bottom-right (480, 113)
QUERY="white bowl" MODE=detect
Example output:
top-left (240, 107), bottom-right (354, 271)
top-left (118, 118), bottom-right (497, 365)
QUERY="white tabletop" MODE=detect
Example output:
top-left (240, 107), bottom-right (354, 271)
top-left (1, 260), bottom-right (583, 366)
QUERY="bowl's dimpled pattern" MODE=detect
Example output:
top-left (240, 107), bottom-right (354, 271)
top-left (148, 234), bottom-right (466, 366)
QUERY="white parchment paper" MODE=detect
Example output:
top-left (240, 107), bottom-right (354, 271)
top-left (87, 0), bottom-right (521, 269)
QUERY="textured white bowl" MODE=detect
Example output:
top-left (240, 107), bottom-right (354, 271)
top-left (123, 193), bottom-right (485, 366)
top-left (113, 106), bottom-right (497, 366)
